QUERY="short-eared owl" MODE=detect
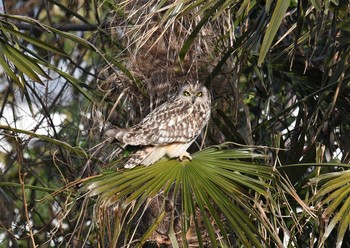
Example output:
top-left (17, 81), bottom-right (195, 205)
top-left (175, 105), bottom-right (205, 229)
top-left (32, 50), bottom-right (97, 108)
top-left (106, 84), bottom-right (211, 168)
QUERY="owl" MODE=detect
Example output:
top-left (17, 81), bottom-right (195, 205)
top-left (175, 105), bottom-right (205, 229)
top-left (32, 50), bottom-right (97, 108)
top-left (106, 83), bottom-right (211, 168)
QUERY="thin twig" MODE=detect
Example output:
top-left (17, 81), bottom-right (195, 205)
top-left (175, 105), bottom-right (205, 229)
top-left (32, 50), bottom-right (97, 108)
top-left (15, 134), bottom-right (36, 247)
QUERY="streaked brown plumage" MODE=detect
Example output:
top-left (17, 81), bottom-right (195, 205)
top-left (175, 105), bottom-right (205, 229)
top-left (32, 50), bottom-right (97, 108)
top-left (106, 84), bottom-right (211, 168)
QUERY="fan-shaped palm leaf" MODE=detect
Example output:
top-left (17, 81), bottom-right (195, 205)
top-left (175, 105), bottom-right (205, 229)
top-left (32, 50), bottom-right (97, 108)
top-left (86, 145), bottom-right (280, 247)
top-left (309, 168), bottom-right (350, 248)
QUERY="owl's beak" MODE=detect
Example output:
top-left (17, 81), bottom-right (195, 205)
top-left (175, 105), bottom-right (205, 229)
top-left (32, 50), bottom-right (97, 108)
top-left (192, 96), bottom-right (196, 103)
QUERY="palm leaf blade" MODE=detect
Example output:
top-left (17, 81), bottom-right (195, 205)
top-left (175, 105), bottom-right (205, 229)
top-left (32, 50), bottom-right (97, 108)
top-left (258, 0), bottom-right (290, 65)
top-left (87, 146), bottom-right (275, 246)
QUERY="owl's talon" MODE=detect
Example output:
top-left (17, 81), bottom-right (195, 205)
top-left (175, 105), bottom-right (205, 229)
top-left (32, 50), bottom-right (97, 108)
top-left (179, 152), bottom-right (192, 161)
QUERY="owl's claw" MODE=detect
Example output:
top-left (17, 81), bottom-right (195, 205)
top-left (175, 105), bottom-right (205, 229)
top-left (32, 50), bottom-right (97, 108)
top-left (179, 152), bottom-right (192, 161)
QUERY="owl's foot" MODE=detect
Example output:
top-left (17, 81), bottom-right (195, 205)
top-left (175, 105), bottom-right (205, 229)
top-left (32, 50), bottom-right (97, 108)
top-left (179, 152), bottom-right (192, 161)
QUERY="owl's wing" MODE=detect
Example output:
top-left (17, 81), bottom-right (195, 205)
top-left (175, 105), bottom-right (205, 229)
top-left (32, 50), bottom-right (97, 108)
top-left (109, 98), bottom-right (210, 146)
top-left (125, 100), bottom-right (208, 146)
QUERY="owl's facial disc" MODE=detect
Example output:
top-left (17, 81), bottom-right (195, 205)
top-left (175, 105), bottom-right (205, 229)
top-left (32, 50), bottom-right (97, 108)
top-left (180, 84), bottom-right (208, 103)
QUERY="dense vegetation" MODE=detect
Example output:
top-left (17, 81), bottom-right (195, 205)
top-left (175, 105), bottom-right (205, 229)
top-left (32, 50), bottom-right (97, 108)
top-left (1, 0), bottom-right (350, 247)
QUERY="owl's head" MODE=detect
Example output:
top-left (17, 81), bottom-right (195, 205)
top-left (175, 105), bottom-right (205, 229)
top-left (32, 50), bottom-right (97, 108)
top-left (177, 84), bottom-right (210, 104)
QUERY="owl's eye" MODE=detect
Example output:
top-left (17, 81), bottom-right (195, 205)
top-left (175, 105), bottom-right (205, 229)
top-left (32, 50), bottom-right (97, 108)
top-left (196, 92), bottom-right (203, 97)
top-left (183, 91), bottom-right (191, 96)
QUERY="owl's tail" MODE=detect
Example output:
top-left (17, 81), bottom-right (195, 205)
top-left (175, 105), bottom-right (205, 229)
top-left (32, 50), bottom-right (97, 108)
top-left (124, 147), bottom-right (152, 168)
top-left (124, 146), bottom-right (165, 168)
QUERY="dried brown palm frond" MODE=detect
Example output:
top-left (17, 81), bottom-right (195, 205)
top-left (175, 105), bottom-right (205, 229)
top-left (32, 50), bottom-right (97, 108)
top-left (96, 0), bottom-right (234, 125)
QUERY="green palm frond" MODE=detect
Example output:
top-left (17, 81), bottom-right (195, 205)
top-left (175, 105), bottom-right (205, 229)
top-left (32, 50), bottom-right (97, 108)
top-left (258, 0), bottom-right (290, 65)
top-left (0, 14), bottom-right (133, 103)
top-left (86, 145), bottom-right (279, 247)
top-left (309, 169), bottom-right (350, 248)
top-left (0, 35), bottom-right (50, 87)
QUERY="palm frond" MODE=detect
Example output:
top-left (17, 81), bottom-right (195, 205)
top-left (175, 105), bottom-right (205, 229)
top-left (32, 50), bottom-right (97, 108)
top-left (86, 145), bottom-right (280, 247)
top-left (309, 169), bottom-right (350, 248)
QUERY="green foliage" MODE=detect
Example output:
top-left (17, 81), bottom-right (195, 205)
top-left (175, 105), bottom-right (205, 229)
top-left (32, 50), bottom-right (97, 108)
top-left (1, 0), bottom-right (350, 247)
top-left (87, 146), bottom-right (278, 247)
top-left (309, 168), bottom-right (350, 248)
